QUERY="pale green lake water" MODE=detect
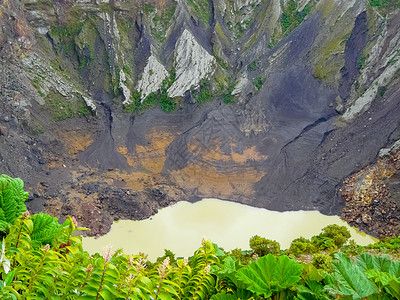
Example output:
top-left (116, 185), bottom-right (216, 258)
top-left (83, 198), bottom-right (376, 260)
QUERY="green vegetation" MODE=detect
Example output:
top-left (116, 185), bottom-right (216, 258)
top-left (288, 225), bottom-right (352, 257)
top-left (151, 3), bottom-right (177, 43)
top-left (313, 30), bottom-right (352, 83)
top-left (50, 22), bottom-right (84, 54)
top-left (36, 0), bottom-right (52, 7)
top-left (50, 16), bottom-right (100, 76)
top-left (367, 235), bottom-right (400, 252)
top-left (289, 237), bottom-right (317, 257)
top-left (368, 0), bottom-right (400, 16)
top-left (0, 175), bottom-right (28, 231)
top-left (378, 85), bottom-right (387, 97)
top-left (193, 80), bottom-right (212, 105)
top-left (122, 65), bottom-right (132, 76)
top-left (99, 2), bottom-right (112, 13)
top-left (186, 0), bottom-right (211, 25)
top-left (27, 119), bottom-right (45, 136)
top-left (224, 0), bottom-right (259, 41)
top-left (312, 253), bottom-right (332, 271)
top-left (125, 71), bottom-right (177, 113)
top-left (313, 224), bottom-right (351, 249)
top-left (233, 22), bottom-right (246, 39)
top-left (45, 93), bottom-right (75, 121)
top-left (281, 0), bottom-right (314, 36)
top-left (50, 22), bottom-right (84, 38)
top-left (236, 254), bottom-right (302, 298)
top-left (110, 65), bottom-right (121, 97)
top-left (78, 100), bottom-right (91, 117)
top-left (2, 175), bottom-right (400, 299)
top-left (160, 93), bottom-right (176, 112)
top-left (78, 53), bottom-right (93, 70)
top-left (124, 90), bottom-right (141, 113)
top-left (249, 235), bottom-right (280, 256)
top-left (30, 212), bottom-right (62, 249)
top-left (369, 0), bottom-right (400, 8)
top-left (357, 52), bottom-right (367, 70)
top-left (44, 91), bottom-right (91, 121)
top-left (143, 3), bottom-right (156, 14)
top-left (32, 76), bottom-right (41, 89)
top-left (253, 76), bottom-right (264, 90)
top-left (223, 88), bottom-right (235, 104)
top-left (31, 76), bottom-right (46, 98)
top-left (75, 22), bottom-right (98, 71)
top-left (249, 61), bottom-right (257, 71)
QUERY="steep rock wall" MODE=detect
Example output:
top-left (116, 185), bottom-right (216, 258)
top-left (1, 0), bottom-right (400, 237)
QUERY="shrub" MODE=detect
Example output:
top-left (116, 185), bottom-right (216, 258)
top-left (249, 235), bottom-right (280, 256)
top-left (289, 237), bottom-right (318, 257)
top-left (319, 224), bottom-right (351, 248)
top-left (253, 76), bottom-right (263, 90)
top-left (312, 253), bottom-right (333, 271)
top-left (249, 61), bottom-right (257, 71)
top-left (357, 53), bottom-right (367, 69)
top-left (193, 83), bottom-right (212, 104)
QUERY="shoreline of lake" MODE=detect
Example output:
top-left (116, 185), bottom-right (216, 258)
top-left (82, 198), bottom-right (377, 260)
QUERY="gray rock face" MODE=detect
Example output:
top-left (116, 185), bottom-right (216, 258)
top-left (138, 54), bottom-right (169, 101)
top-left (167, 29), bottom-right (216, 98)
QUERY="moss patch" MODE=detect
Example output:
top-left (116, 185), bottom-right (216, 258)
top-left (369, 0), bottom-right (400, 11)
top-left (44, 91), bottom-right (90, 121)
top-left (186, 0), bottom-right (210, 25)
top-left (28, 119), bottom-right (45, 135)
top-left (75, 20), bottom-right (99, 70)
top-left (280, 0), bottom-right (314, 36)
top-left (253, 76), bottom-right (263, 90)
top-left (150, 3), bottom-right (177, 43)
top-left (313, 32), bottom-right (351, 83)
top-left (214, 22), bottom-right (229, 45)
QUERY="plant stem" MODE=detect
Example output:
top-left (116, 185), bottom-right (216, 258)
top-left (27, 251), bottom-right (48, 292)
top-left (95, 262), bottom-right (108, 300)
top-left (14, 221), bottom-right (24, 249)
top-left (12, 221), bottom-right (25, 269)
top-left (124, 276), bottom-right (133, 300)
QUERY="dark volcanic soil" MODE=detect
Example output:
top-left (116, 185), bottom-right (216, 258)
top-left (1, 2), bottom-right (400, 240)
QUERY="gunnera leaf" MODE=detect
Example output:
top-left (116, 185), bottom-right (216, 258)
top-left (0, 174), bottom-right (28, 231)
top-left (236, 254), bottom-right (303, 298)
top-left (356, 252), bottom-right (392, 273)
top-left (324, 252), bottom-right (379, 299)
top-left (31, 212), bottom-right (62, 248)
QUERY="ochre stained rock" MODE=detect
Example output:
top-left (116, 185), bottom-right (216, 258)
top-left (118, 129), bottom-right (176, 174)
top-left (170, 163), bottom-right (265, 201)
top-left (188, 141), bottom-right (268, 163)
top-left (58, 131), bottom-right (94, 158)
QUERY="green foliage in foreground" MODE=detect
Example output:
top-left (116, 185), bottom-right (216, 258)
top-left (2, 175), bottom-right (400, 299)
top-left (0, 175), bottom-right (28, 232)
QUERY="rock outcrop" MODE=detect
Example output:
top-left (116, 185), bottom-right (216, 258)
top-left (167, 29), bottom-right (216, 98)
